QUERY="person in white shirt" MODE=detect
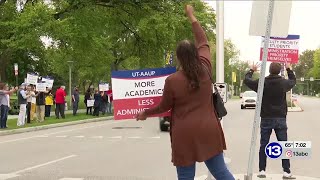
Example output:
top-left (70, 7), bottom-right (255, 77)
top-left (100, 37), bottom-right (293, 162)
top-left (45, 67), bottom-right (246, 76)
top-left (17, 83), bottom-right (31, 126)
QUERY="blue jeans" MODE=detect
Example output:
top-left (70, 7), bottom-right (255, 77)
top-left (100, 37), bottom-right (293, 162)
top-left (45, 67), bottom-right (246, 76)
top-left (176, 153), bottom-right (234, 180)
top-left (106, 102), bottom-right (112, 114)
top-left (259, 118), bottom-right (290, 173)
top-left (0, 105), bottom-right (9, 128)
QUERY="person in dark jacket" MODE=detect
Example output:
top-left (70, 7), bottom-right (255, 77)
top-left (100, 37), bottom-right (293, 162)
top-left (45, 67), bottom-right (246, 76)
top-left (72, 87), bottom-right (80, 116)
top-left (244, 62), bottom-right (296, 179)
top-left (93, 90), bottom-right (102, 116)
top-left (36, 90), bottom-right (47, 122)
top-left (100, 91), bottom-right (108, 115)
top-left (84, 89), bottom-right (93, 115)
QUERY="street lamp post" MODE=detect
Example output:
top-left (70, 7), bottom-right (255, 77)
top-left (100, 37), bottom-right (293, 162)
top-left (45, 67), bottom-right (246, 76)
top-left (67, 61), bottom-right (74, 110)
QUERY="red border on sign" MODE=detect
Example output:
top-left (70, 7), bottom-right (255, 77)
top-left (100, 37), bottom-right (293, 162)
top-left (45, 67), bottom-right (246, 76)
top-left (113, 97), bottom-right (170, 120)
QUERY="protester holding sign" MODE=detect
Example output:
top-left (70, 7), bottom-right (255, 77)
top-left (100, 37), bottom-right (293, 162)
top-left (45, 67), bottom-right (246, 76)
top-left (93, 90), bottom-right (102, 116)
top-left (84, 88), bottom-right (93, 115)
top-left (101, 91), bottom-right (108, 115)
top-left (17, 83), bottom-right (31, 126)
top-left (135, 5), bottom-right (234, 180)
top-left (36, 89), bottom-right (47, 122)
top-left (244, 62), bottom-right (296, 179)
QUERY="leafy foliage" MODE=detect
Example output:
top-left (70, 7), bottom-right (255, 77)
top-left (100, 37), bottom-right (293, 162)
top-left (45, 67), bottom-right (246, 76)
top-left (1, 0), bottom-right (244, 94)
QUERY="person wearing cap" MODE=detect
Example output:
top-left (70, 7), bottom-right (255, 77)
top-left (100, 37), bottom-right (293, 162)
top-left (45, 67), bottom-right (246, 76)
top-left (17, 83), bottom-right (31, 126)
top-left (244, 62), bottom-right (296, 179)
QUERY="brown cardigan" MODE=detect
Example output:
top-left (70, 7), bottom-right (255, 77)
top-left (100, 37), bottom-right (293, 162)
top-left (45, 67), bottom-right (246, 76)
top-left (144, 21), bottom-right (227, 167)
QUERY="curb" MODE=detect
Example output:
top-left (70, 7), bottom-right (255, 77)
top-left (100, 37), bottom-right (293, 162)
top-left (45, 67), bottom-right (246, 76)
top-left (0, 116), bottom-right (114, 136)
top-left (196, 174), bottom-right (320, 180)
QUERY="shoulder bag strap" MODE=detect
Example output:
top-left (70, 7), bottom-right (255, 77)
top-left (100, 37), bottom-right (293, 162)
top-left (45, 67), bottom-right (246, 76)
top-left (201, 63), bottom-right (219, 93)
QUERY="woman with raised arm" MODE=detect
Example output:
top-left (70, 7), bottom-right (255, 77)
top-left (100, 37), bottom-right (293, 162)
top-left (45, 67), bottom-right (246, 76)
top-left (135, 5), bottom-right (234, 180)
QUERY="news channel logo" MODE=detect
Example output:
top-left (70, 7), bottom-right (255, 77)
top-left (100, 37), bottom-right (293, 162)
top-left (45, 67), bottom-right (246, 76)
top-left (265, 142), bottom-right (283, 159)
top-left (266, 141), bottom-right (312, 159)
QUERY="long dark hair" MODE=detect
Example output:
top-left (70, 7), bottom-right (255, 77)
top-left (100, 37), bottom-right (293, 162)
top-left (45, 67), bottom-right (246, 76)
top-left (176, 40), bottom-right (202, 90)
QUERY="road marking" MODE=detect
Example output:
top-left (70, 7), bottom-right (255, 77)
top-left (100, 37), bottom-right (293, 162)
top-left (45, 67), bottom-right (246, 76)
top-left (35, 135), bottom-right (48, 138)
top-left (149, 136), bottom-right (160, 139)
top-left (109, 136), bottom-right (122, 139)
top-left (74, 136), bottom-right (84, 138)
top-left (128, 136), bottom-right (141, 139)
top-left (0, 120), bottom-right (130, 144)
top-left (11, 155), bottom-right (76, 174)
top-left (92, 136), bottom-right (103, 139)
top-left (59, 178), bottom-right (84, 180)
top-left (0, 173), bottom-right (20, 180)
top-left (56, 135), bottom-right (67, 138)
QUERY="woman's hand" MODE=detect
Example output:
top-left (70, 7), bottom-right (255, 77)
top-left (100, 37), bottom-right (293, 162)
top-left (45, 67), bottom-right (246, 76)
top-left (135, 111), bottom-right (147, 121)
top-left (185, 5), bottom-right (197, 23)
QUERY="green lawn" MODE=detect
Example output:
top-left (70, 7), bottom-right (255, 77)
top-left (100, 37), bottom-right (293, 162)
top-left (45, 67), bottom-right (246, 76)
top-left (2, 113), bottom-right (112, 130)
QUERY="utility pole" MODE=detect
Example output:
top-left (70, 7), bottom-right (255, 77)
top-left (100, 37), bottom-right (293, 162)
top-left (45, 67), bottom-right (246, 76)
top-left (67, 61), bottom-right (74, 110)
top-left (207, 1), bottom-right (227, 179)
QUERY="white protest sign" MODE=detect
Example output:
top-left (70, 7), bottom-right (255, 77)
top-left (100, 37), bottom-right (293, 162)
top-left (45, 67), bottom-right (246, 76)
top-left (42, 77), bottom-right (54, 88)
top-left (36, 83), bottom-right (47, 92)
top-left (87, 100), bottom-right (95, 107)
top-left (26, 73), bottom-right (39, 85)
top-left (99, 83), bottom-right (109, 91)
top-left (249, 1), bottom-right (292, 37)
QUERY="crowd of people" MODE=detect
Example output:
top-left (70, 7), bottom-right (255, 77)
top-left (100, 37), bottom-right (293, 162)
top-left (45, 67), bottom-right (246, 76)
top-left (0, 82), bottom-right (113, 129)
top-left (83, 86), bottom-right (113, 117)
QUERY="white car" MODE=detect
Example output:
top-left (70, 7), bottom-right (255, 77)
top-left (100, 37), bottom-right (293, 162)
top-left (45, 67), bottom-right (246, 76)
top-left (241, 91), bottom-right (257, 109)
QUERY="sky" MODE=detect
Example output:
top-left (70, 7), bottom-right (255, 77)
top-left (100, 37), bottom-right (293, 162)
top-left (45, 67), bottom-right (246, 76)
top-left (204, 1), bottom-right (320, 63)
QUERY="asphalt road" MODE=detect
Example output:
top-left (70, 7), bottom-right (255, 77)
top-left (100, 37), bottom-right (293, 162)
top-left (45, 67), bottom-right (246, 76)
top-left (0, 96), bottom-right (319, 180)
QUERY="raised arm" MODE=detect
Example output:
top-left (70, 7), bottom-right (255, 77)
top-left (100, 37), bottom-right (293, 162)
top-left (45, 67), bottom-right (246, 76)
top-left (186, 5), bottom-right (211, 69)
top-left (284, 64), bottom-right (296, 92)
top-left (244, 64), bottom-right (259, 92)
top-left (244, 69), bottom-right (259, 92)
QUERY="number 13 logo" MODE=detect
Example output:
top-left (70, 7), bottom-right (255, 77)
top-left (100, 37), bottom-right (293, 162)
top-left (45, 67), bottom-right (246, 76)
top-left (265, 142), bottom-right (283, 159)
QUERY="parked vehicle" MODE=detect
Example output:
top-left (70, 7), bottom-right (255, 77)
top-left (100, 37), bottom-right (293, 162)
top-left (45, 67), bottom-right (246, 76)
top-left (241, 91), bottom-right (257, 109)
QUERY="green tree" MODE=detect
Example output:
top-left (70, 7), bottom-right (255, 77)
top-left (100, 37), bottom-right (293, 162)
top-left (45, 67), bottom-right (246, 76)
top-left (292, 49), bottom-right (316, 95)
top-left (292, 49), bottom-right (315, 79)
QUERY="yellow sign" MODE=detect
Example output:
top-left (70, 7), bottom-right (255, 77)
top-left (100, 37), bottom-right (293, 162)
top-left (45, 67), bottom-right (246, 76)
top-left (165, 52), bottom-right (173, 65)
top-left (232, 72), bottom-right (237, 83)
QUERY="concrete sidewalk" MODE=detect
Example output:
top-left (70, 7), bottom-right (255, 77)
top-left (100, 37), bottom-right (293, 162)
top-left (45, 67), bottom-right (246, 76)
top-left (8, 109), bottom-right (87, 120)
